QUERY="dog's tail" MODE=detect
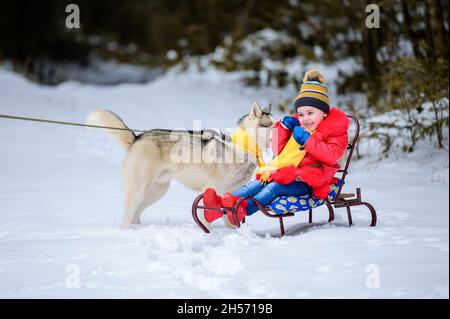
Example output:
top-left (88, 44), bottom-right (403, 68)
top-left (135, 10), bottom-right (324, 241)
top-left (86, 109), bottom-right (136, 148)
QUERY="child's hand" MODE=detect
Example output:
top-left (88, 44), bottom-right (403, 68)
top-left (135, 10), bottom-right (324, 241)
top-left (256, 168), bottom-right (273, 184)
top-left (293, 126), bottom-right (310, 146)
top-left (258, 170), bottom-right (272, 184)
top-left (281, 116), bottom-right (299, 131)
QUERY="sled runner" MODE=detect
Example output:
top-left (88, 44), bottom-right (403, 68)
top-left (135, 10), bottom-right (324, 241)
top-left (192, 115), bottom-right (377, 236)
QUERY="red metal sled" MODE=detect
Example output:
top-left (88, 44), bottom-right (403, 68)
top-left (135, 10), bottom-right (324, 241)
top-left (192, 115), bottom-right (377, 236)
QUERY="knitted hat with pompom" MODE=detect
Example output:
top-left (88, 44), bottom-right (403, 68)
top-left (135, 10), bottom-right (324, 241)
top-left (294, 69), bottom-right (330, 114)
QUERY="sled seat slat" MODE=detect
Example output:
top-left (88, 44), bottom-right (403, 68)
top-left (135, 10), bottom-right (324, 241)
top-left (335, 193), bottom-right (355, 200)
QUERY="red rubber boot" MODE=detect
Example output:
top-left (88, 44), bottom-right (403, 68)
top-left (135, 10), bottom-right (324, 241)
top-left (221, 193), bottom-right (248, 226)
top-left (203, 188), bottom-right (224, 223)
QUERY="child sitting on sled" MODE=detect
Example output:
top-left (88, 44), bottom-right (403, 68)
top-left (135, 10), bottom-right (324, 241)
top-left (202, 69), bottom-right (350, 226)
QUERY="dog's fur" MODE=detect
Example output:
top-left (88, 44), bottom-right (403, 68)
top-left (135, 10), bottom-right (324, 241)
top-left (86, 102), bottom-right (275, 228)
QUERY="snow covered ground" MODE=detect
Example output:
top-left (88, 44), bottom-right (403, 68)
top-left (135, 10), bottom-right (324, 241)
top-left (0, 66), bottom-right (448, 298)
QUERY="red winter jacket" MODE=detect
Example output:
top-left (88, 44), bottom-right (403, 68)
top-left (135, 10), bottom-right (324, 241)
top-left (268, 107), bottom-right (349, 199)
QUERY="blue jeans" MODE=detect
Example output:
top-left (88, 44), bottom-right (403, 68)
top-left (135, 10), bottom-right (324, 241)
top-left (232, 180), bottom-right (312, 215)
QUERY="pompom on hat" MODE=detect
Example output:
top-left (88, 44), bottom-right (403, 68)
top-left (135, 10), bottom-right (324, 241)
top-left (294, 69), bottom-right (330, 114)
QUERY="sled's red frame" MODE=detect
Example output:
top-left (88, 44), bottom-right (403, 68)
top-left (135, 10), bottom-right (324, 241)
top-left (192, 115), bottom-right (377, 236)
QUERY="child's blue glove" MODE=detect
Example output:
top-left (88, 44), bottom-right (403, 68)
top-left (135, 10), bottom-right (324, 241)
top-left (281, 116), bottom-right (299, 131)
top-left (293, 126), bottom-right (310, 146)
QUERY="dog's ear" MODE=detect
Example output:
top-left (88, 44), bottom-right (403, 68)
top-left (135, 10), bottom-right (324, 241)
top-left (250, 101), bottom-right (263, 118)
top-left (262, 104), bottom-right (272, 114)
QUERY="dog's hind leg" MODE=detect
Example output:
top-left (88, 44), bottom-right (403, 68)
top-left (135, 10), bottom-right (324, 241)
top-left (121, 169), bottom-right (171, 228)
top-left (121, 189), bottom-right (146, 229)
top-left (121, 170), bottom-right (157, 229)
top-left (134, 181), bottom-right (170, 224)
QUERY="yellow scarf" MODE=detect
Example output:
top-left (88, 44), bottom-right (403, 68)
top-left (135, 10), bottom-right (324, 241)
top-left (255, 129), bottom-right (315, 183)
top-left (231, 127), bottom-right (265, 167)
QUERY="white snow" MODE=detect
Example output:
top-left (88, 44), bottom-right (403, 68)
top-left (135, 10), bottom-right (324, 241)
top-left (0, 65), bottom-right (448, 298)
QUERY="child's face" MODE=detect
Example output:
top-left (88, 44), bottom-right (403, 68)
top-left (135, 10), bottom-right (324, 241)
top-left (297, 106), bottom-right (327, 131)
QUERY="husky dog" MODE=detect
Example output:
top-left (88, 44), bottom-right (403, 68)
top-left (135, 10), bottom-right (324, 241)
top-left (86, 102), bottom-right (275, 228)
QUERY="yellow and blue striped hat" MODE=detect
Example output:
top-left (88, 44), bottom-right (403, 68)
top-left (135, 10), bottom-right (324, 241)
top-left (294, 70), bottom-right (330, 114)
